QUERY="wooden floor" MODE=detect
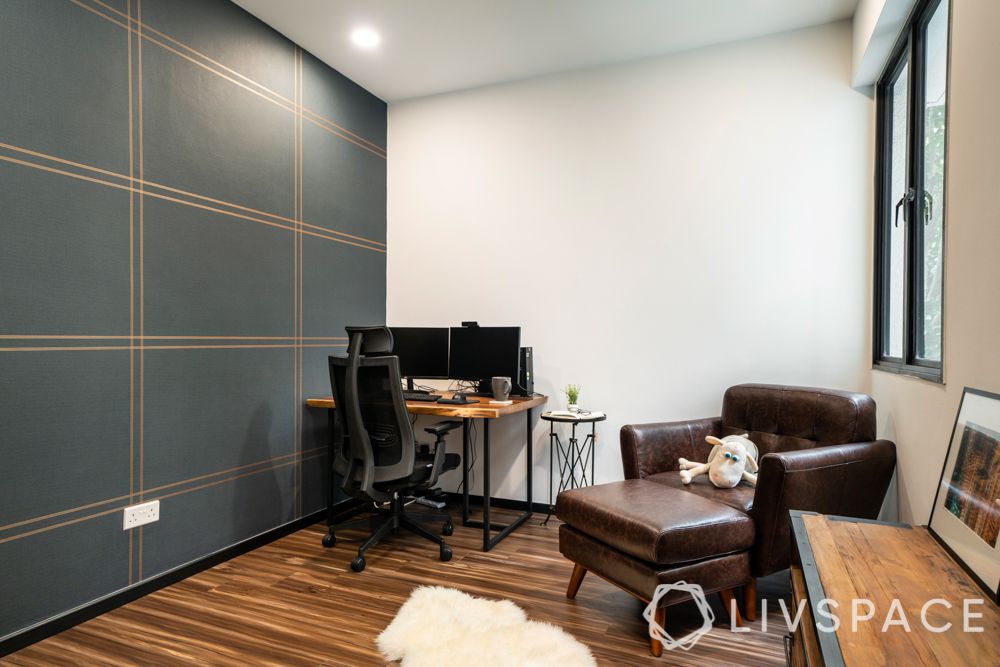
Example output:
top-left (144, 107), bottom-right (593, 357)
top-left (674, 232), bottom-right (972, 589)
top-left (3, 508), bottom-right (791, 666)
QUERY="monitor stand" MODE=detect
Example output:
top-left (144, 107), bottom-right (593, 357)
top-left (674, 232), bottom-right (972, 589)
top-left (405, 378), bottom-right (429, 394)
top-left (470, 379), bottom-right (493, 396)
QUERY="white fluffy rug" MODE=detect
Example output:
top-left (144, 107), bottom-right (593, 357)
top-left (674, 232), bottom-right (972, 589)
top-left (377, 586), bottom-right (596, 667)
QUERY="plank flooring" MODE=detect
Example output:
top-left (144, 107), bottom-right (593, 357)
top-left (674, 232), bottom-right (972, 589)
top-left (3, 508), bottom-right (791, 666)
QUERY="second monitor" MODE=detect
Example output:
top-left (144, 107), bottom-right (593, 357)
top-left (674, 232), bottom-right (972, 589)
top-left (449, 326), bottom-right (521, 388)
top-left (390, 327), bottom-right (450, 385)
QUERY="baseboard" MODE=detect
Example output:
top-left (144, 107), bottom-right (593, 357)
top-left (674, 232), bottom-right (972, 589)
top-left (445, 492), bottom-right (552, 516)
top-left (0, 500), bottom-right (365, 658)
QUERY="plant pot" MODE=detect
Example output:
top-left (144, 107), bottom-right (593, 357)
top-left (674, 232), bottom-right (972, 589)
top-left (567, 403), bottom-right (580, 413)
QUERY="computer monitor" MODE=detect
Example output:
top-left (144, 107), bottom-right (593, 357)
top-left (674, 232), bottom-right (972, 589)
top-left (389, 327), bottom-right (449, 380)
top-left (448, 326), bottom-right (521, 382)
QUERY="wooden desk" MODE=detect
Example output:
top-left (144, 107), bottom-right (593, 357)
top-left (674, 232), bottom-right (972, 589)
top-left (305, 393), bottom-right (545, 419)
top-left (789, 511), bottom-right (1000, 666)
top-left (306, 392), bottom-right (548, 551)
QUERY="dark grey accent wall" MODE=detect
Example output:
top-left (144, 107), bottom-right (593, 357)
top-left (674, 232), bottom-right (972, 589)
top-left (0, 0), bottom-right (386, 640)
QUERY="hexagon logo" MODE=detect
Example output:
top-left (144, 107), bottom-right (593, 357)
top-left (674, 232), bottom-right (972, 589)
top-left (642, 581), bottom-right (715, 651)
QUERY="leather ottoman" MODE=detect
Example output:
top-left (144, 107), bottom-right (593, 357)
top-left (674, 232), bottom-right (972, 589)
top-left (557, 479), bottom-right (754, 656)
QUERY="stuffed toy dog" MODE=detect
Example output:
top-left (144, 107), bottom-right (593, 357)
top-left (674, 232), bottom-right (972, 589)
top-left (678, 434), bottom-right (759, 488)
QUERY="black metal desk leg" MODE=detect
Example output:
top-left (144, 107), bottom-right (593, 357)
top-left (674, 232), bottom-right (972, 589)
top-left (462, 417), bottom-right (471, 525)
top-left (464, 410), bottom-right (535, 551)
top-left (482, 418), bottom-right (491, 552)
top-left (526, 408), bottom-right (533, 512)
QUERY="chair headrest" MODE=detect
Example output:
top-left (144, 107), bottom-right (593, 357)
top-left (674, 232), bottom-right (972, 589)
top-left (345, 326), bottom-right (393, 354)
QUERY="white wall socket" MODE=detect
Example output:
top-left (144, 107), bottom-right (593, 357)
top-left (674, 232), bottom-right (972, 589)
top-left (122, 500), bottom-right (160, 530)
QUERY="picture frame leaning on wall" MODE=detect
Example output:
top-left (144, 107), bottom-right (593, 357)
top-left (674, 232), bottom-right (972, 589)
top-left (928, 387), bottom-right (1000, 605)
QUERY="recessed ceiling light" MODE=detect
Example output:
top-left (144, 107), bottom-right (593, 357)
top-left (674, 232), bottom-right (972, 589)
top-left (351, 27), bottom-right (381, 50)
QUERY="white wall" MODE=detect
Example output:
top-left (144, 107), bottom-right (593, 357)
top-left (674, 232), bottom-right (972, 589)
top-left (871, 0), bottom-right (1000, 524)
top-left (387, 22), bottom-right (874, 502)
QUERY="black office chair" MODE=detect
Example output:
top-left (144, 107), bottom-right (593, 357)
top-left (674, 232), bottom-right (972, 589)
top-left (321, 326), bottom-right (462, 572)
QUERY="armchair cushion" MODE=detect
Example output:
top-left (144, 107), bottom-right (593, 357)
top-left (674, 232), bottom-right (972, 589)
top-left (646, 472), bottom-right (755, 513)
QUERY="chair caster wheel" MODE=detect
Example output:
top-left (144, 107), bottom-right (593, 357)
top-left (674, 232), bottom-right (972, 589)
top-left (442, 522), bottom-right (454, 536)
top-left (350, 556), bottom-right (366, 572)
top-left (440, 545), bottom-right (453, 562)
top-left (322, 532), bottom-right (336, 548)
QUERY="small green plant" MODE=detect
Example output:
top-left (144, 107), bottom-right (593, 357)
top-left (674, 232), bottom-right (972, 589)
top-left (564, 384), bottom-right (581, 405)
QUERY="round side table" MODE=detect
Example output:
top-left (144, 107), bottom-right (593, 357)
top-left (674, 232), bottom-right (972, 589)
top-left (542, 411), bottom-right (607, 525)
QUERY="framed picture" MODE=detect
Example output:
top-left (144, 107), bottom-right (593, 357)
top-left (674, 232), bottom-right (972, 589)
top-left (929, 387), bottom-right (1000, 604)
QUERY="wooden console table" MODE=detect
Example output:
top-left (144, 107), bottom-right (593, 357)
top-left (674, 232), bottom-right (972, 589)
top-left (788, 511), bottom-right (1000, 666)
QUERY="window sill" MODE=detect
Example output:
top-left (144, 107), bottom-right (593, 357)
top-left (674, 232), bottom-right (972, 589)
top-left (872, 361), bottom-right (944, 384)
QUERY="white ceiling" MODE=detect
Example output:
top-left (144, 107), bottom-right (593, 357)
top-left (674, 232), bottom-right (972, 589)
top-left (233, 0), bottom-right (859, 102)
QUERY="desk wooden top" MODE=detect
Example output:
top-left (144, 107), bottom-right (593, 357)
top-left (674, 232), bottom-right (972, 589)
top-left (305, 392), bottom-right (547, 419)
top-left (798, 513), bottom-right (1000, 666)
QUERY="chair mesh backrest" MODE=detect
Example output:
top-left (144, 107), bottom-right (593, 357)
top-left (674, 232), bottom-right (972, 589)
top-left (328, 326), bottom-right (415, 490)
top-left (330, 359), bottom-right (405, 468)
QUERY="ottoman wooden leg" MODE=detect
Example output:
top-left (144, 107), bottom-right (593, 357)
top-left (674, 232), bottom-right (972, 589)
top-left (566, 563), bottom-right (588, 599)
top-left (719, 588), bottom-right (743, 627)
top-left (744, 577), bottom-right (757, 622)
top-left (650, 607), bottom-right (666, 657)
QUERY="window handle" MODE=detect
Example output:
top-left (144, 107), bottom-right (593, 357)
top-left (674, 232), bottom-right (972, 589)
top-left (894, 187), bottom-right (916, 227)
top-left (923, 190), bottom-right (934, 225)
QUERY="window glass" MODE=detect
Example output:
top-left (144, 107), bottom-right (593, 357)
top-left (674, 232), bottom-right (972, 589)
top-left (886, 63), bottom-right (908, 359)
top-left (918, 1), bottom-right (948, 362)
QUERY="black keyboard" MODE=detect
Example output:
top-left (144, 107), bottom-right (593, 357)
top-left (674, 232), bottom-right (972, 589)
top-left (403, 392), bottom-right (441, 402)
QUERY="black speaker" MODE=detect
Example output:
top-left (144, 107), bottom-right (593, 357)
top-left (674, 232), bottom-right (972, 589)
top-left (515, 346), bottom-right (533, 396)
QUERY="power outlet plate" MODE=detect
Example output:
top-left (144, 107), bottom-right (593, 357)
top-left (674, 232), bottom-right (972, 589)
top-left (122, 500), bottom-right (160, 530)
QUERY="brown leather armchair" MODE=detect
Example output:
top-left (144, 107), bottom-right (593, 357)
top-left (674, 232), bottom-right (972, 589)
top-left (620, 384), bottom-right (896, 619)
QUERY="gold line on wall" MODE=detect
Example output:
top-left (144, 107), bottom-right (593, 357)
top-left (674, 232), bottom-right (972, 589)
top-left (0, 346), bottom-right (135, 352)
top-left (297, 46), bottom-right (305, 519)
top-left (0, 141), bottom-right (386, 247)
top-left (137, 0), bottom-right (146, 582)
top-left (0, 335), bottom-right (132, 339)
top-left (293, 45), bottom-right (300, 519)
top-left (0, 494), bottom-right (133, 534)
top-left (300, 105), bottom-right (385, 155)
top-left (0, 452), bottom-right (326, 546)
top-left (68, 0), bottom-right (387, 160)
top-left (0, 335), bottom-right (346, 340)
top-left (299, 219), bottom-right (385, 247)
top-left (88, 0), bottom-right (297, 108)
top-left (0, 344), bottom-right (347, 352)
top-left (142, 446), bottom-right (325, 496)
top-left (127, 0), bottom-right (136, 586)
top-left (300, 111), bottom-right (386, 159)
top-left (0, 447), bottom-right (326, 536)
top-left (153, 452), bottom-right (323, 503)
top-left (0, 154), bottom-right (387, 252)
top-left (0, 506), bottom-right (126, 547)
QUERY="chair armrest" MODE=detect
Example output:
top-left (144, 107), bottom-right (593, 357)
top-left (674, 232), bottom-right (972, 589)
top-left (749, 439), bottom-right (896, 576)
top-left (619, 417), bottom-right (722, 479)
top-left (424, 420), bottom-right (462, 436)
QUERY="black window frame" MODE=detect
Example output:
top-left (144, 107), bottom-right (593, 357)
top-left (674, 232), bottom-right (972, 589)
top-left (873, 0), bottom-right (949, 383)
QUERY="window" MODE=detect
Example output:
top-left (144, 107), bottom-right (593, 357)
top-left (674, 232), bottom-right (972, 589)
top-left (874, 0), bottom-right (949, 381)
